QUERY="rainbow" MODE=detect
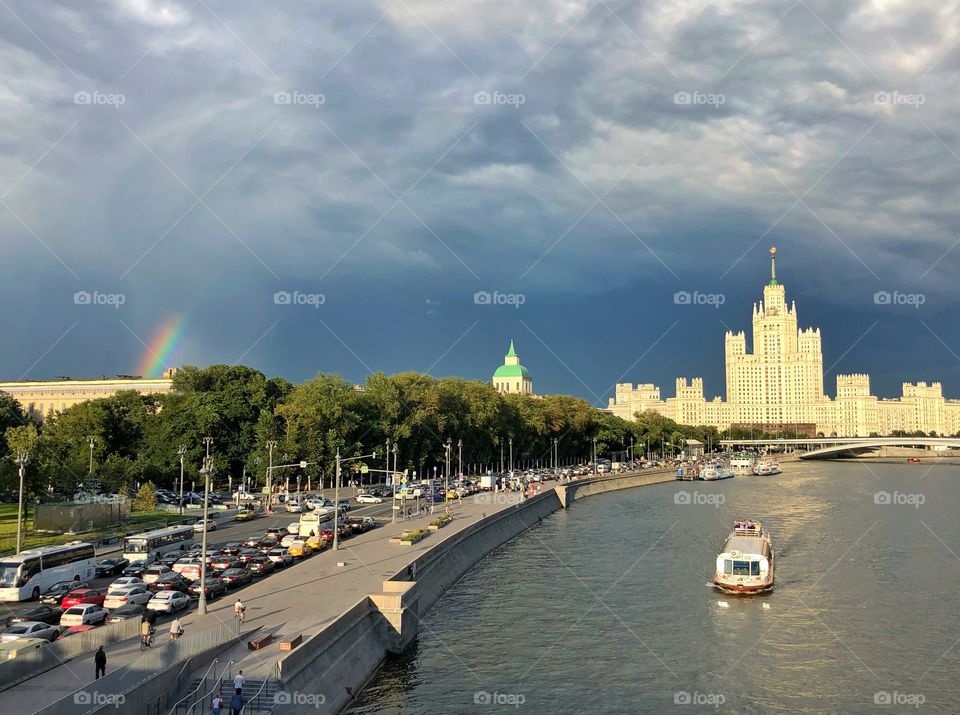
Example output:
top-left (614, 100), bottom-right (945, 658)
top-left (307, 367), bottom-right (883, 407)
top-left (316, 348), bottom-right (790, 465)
top-left (137, 315), bottom-right (187, 377)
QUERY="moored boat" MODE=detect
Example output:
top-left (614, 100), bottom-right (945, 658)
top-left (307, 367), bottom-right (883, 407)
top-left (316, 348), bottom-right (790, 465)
top-left (713, 520), bottom-right (774, 593)
top-left (730, 457), bottom-right (754, 475)
top-left (752, 460), bottom-right (781, 476)
top-left (700, 463), bottom-right (735, 480)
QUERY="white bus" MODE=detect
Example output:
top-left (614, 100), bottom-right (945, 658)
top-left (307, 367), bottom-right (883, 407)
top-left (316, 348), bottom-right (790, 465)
top-left (123, 525), bottom-right (195, 563)
top-left (0, 542), bottom-right (97, 602)
top-left (298, 509), bottom-right (333, 538)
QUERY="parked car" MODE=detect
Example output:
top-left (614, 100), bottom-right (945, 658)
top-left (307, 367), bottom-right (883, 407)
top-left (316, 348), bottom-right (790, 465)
top-left (146, 591), bottom-right (190, 614)
top-left (142, 566), bottom-right (173, 585)
top-left (218, 568), bottom-right (252, 587)
top-left (5, 605), bottom-right (63, 627)
top-left (95, 558), bottom-right (130, 577)
top-left (107, 604), bottom-right (147, 623)
top-left (122, 561), bottom-right (149, 578)
top-left (355, 493), bottom-right (382, 504)
top-left (103, 586), bottom-right (153, 609)
top-left (61, 588), bottom-right (107, 609)
top-left (40, 580), bottom-right (92, 606)
top-left (148, 573), bottom-right (192, 594)
top-left (265, 548), bottom-right (293, 568)
top-left (187, 577), bottom-right (227, 600)
top-left (108, 576), bottom-right (146, 592)
top-left (193, 519), bottom-right (217, 532)
top-left (244, 556), bottom-right (275, 576)
top-left (60, 605), bottom-right (109, 627)
top-left (0, 637), bottom-right (47, 660)
top-left (0, 621), bottom-right (60, 643)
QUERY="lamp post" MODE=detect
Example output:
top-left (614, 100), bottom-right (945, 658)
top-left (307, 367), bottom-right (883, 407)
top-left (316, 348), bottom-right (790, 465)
top-left (629, 436), bottom-right (634, 465)
top-left (265, 440), bottom-right (277, 514)
top-left (385, 437), bottom-right (390, 488)
top-left (197, 439), bottom-right (213, 615)
top-left (15, 451), bottom-right (29, 554)
top-left (444, 438), bottom-right (452, 499)
top-left (552, 438), bottom-right (558, 473)
top-left (500, 439), bottom-right (504, 474)
top-left (457, 439), bottom-right (462, 480)
top-left (592, 438), bottom-right (597, 475)
top-left (334, 448), bottom-right (376, 550)
top-left (177, 445), bottom-right (187, 516)
top-left (87, 435), bottom-right (96, 476)
top-left (509, 437), bottom-right (513, 476)
top-left (391, 443), bottom-right (399, 525)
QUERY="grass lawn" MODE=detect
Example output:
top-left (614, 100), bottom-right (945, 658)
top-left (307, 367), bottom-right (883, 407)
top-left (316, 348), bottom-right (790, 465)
top-left (0, 503), bottom-right (187, 556)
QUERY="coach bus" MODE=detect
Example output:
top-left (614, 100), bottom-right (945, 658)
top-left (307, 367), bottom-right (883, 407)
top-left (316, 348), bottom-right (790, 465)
top-left (0, 542), bottom-right (97, 602)
top-left (122, 525), bottom-right (195, 563)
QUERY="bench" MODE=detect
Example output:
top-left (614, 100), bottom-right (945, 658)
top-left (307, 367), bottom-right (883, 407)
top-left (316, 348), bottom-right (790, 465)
top-left (279, 634), bottom-right (302, 651)
top-left (247, 633), bottom-right (272, 650)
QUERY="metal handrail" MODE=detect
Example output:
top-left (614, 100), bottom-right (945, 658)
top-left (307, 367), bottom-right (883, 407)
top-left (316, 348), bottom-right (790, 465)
top-left (167, 657), bottom-right (219, 715)
top-left (184, 659), bottom-right (234, 715)
top-left (248, 676), bottom-right (271, 713)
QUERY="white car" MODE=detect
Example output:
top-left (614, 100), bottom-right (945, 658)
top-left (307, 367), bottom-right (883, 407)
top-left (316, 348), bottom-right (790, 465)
top-left (146, 591), bottom-right (190, 614)
top-left (285, 501), bottom-right (303, 513)
top-left (280, 534), bottom-right (297, 548)
top-left (193, 519), bottom-right (217, 532)
top-left (0, 622), bottom-right (59, 643)
top-left (286, 521), bottom-right (301, 535)
top-left (266, 548), bottom-right (294, 567)
top-left (143, 566), bottom-right (173, 584)
top-left (103, 586), bottom-right (153, 609)
top-left (108, 577), bottom-right (145, 591)
top-left (356, 493), bottom-right (383, 504)
top-left (60, 605), bottom-right (109, 627)
top-left (171, 558), bottom-right (202, 575)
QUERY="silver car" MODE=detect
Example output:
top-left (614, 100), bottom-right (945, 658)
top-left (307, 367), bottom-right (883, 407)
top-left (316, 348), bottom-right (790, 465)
top-left (146, 590), bottom-right (190, 614)
top-left (0, 621), bottom-right (59, 643)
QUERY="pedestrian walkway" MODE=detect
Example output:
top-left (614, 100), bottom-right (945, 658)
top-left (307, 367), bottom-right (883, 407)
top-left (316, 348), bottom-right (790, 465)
top-left (6, 490), bottom-right (525, 713)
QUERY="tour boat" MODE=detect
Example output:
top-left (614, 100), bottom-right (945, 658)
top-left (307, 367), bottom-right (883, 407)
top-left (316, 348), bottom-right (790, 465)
top-left (700, 463), bottom-right (735, 481)
top-left (730, 457), bottom-right (754, 475)
top-left (752, 460), bottom-right (781, 476)
top-left (712, 520), bottom-right (775, 594)
top-left (675, 465), bottom-right (700, 481)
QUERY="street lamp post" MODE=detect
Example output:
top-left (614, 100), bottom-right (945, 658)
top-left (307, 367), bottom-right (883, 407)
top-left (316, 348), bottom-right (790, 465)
top-left (177, 445), bottom-right (187, 516)
top-left (444, 438), bottom-right (452, 499)
top-left (15, 451), bottom-right (29, 554)
top-left (592, 438), bottom-right (597, 475)
top-left (266, 440), bottom-right (277, 514)
top-left (335, 448), bottom-right (376, 550)
top-left (509, 437), bottom-right (513, 476)
top-left (457, 439), bottom-right (462, 480)
top-left (87, 435), bottom-right (96, 476)
top-left (197, 438), bottom-right (213, 616)
top-left (385, 437), bottom-right (390, 489)
top-left (500, 439), bottom-right (504, 474)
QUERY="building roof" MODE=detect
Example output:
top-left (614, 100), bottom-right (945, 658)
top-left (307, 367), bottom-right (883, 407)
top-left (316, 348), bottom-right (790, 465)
top-left (494, 364), bottom-right (531, 379)
top-left (506, 339), bottom-right (517, 358)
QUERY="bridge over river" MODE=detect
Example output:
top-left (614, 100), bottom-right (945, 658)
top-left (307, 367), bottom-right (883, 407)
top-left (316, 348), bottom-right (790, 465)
top-left (720, 437), bottom-right (960, 460)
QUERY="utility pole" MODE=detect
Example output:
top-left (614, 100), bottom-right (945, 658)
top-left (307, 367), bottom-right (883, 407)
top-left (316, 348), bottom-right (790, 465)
top-left (334, 448), bottom-right (341, 551)
top-left (15, 451), bottom-right (29, 554)
top-left (197, 437), bottom-right (213, 615)
top-left (266, 440), bottom-right (277, 514)
top-left (177, 445), bottom-right (187, 516)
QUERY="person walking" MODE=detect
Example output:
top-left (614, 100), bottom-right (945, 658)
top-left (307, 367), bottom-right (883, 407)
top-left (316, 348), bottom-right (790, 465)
top-left (94, 646), bottom-right (106, 679)
top-left (234, 669), bottom-right (245, 692)
top-left (230, 690), bottom-right (245, 715)
top-left (211, 695), bottom-right (225, 715)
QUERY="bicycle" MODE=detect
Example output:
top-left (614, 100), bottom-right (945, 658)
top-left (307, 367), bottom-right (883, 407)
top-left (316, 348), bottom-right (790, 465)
top-left (139, 629), bottom-right (154, 650)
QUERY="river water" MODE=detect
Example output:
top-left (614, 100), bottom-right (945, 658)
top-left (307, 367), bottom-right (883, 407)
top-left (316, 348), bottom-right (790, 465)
top-left (348, 462), bottom-right (960, 713)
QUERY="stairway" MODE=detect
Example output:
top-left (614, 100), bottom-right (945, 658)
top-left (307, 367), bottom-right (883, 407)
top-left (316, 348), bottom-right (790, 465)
top-left (217, 679), bottom-right (282, 713)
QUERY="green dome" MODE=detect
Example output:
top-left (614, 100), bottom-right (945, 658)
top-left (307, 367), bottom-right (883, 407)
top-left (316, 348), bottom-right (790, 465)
top-left (493, 364), bottom-right (531, 379)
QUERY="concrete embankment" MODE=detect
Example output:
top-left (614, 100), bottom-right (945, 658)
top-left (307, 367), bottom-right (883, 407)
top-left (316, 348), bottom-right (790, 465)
top-left (275, 470), bottom-right (674, 714)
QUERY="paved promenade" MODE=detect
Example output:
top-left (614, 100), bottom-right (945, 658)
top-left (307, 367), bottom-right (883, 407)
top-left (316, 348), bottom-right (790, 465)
top-left (7, 489), bottom-right (528, 712)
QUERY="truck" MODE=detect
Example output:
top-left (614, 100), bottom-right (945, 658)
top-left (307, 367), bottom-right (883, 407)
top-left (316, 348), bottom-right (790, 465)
top-left (479, 475), bottom-right (496, 491)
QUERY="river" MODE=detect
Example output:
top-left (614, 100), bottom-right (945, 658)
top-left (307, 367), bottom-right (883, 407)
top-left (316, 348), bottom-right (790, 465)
top-left (347, 461), bottom-right (959, 713)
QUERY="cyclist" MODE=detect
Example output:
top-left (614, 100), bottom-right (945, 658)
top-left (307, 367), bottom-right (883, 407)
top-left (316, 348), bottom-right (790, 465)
top-left (139, 617), bottom-right (154, 649)
top-left (234, 598), bottom-right (246, 623)
top-left (169, 617), bottom-right (184, 642)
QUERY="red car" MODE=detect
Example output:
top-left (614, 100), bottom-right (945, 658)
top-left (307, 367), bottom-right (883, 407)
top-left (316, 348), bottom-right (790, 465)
top-left (60, 588), bottom-right (106, 609)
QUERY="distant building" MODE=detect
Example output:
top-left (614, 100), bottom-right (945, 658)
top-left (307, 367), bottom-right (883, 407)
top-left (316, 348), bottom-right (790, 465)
top-left (492, 340), bottom-right (533, 395)
top-left (0, 369), bottom-right (177, 420)
top-left (607, 248), bottom-right (960, 436)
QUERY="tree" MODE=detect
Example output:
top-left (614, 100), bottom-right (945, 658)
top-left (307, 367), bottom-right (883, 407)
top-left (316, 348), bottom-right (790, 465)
top-left (132, 482), bottom-right (157, 512)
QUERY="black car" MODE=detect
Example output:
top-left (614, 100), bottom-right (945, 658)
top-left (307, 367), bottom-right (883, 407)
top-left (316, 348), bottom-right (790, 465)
top-left (210, 556), bottom-right (243, 571)
top-left (241, 537), bottom-right (262, 549)
top-left (345, 517), bottom-right (370, 534)
top-left (337, 499), bottom-right (351, 512)
top-left (221, 542), bottom-right (242, 555)
top-left (257, 539), bottom-right (278, 553)
top-left (40, 580), bottom-right (91, 605)
top-left (5, 604), bottom-right (63, 627)
top-left (187, 577), bottom-right (227, 600)
top-left (244, 556), bottom-right (275, 576)
top-left (159, 552), bottom-right (182, 567)
top-left (148, 573), bottom-right (192, 593)
top-left (218, 568), bottom-right (252, 587)
top-left (122, 560), bottom-right (149, 578)
top-left (107, 603), bottom-right (147, 623)
top-left (236, 549), bottom-right (260, 563)
top-left (95, 558), bottom-right (130, 577)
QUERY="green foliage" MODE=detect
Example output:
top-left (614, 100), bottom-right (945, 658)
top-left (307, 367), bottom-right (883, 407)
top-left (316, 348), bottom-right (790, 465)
top-left (132, 482), bottom-right (157, 512)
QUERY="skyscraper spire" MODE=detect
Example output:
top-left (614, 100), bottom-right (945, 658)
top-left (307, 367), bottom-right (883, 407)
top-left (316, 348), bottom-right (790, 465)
top-left (769, 246), bottom-right (778, 286)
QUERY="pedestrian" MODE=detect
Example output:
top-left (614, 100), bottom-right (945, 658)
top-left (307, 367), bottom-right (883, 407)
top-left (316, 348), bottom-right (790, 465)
top-left (94, 646), bottom-right (106, 679)
top-left (234, 669), bottom-right (245, 692)
top-left (230, 690), bottom-right (245, 715)
top-left (211, 695), bottom-right (225, 715)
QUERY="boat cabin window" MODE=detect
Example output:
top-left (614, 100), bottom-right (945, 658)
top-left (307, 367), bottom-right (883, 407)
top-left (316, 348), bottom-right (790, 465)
top-left (733, 560), bottom-right (750, 576)
top-left (723, 559), bottom-right (733, 575)
top-left (751, 561), bottom-right (761, 576)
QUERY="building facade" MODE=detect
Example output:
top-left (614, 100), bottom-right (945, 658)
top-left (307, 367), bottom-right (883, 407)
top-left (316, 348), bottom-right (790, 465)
top-left (492, 340), bottom-right (533, 395)
top-left (0, 370), bottom-right (176, 420)
top-left (607, 248), bottom-right (960, 436)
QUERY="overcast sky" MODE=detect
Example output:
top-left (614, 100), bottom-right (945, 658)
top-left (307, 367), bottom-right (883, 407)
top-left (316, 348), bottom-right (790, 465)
top-left (1, 0), bottom-right (959, 405)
